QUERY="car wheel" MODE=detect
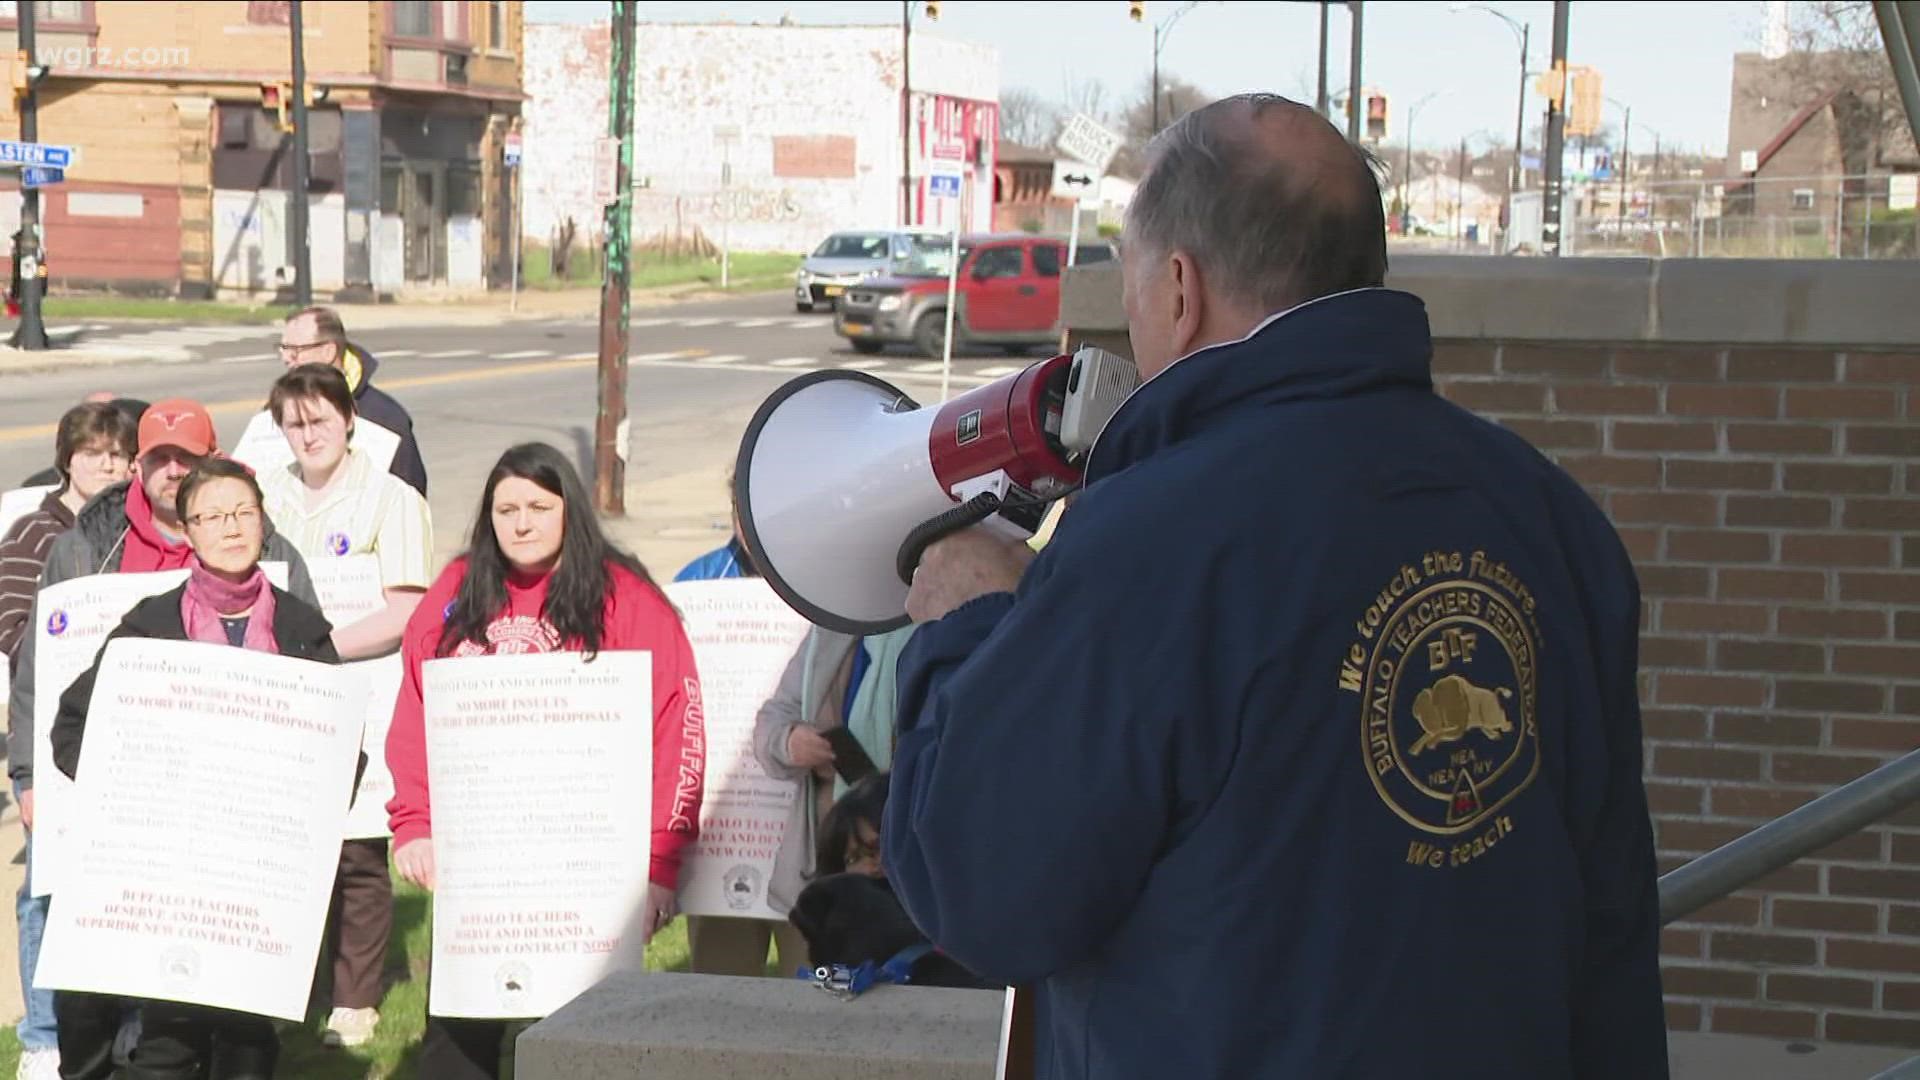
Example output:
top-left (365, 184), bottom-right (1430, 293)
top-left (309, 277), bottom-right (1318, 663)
top-left (795, 302), bottom-right (814, 313)
top-left (850, 339), bottom-right (884, 355)
top-left (914, 311), bottom-right (947, 358)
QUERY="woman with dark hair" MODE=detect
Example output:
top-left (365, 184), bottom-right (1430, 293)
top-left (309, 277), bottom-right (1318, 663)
top-left (49, 456), bottom-right (342, 1080)
top-left (383, 442), bottom-right (706, 1080)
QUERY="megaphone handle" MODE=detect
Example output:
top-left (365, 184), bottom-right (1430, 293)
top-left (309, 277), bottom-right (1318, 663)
top-left (896, 491), bottom-right (1005, 586)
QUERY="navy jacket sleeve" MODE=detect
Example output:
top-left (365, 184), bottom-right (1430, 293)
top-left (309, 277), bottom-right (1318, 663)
top-left (884, 544), bottom-right (1178, 985)
top-left (1571, 568), bottom-right (1670, 1077)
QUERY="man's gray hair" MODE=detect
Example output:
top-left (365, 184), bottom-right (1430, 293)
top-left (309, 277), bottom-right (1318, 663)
top-left (1123, 92), bottom-right (1390, 313)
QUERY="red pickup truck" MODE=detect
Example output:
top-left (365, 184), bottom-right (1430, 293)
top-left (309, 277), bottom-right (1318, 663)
top-left (833, 233), bottom-right (1116, 357)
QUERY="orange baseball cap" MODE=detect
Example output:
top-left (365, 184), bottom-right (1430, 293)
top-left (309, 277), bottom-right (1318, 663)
top-left (137, 399), bottom-right (218, 457)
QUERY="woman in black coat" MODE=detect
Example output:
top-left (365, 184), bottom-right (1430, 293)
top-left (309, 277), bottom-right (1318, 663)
top-left (50, 456), bottom-right (341, 1080)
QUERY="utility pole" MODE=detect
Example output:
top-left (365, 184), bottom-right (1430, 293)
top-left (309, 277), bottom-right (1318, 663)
top-left (1617, 103), bottom-right (1630, 239)
top-left (1509, 21), bottom-right (1529, 201)
top-left (900, 1), bottom-right (912, 227)
top-left (1541, 0), bottom-right (1570, 256)
top-left (1315, 3), bottom-right (1330, 120)
top-left (10, 0), bottom-right (46, 350)
top-left (1455, 137), bottom-right (1467, 249)
top-left (1346, 1), bottom-right (1364, 142)
top-left (594, 0), bottom-right (635, 515)
top-left (289, 0), bottom-right (312, 308)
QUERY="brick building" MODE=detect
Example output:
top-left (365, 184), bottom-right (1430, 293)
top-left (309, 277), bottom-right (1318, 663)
top-left (522, 20), bottom-right (998, 255)
top-left (0, 0), bottom-right (524, 298)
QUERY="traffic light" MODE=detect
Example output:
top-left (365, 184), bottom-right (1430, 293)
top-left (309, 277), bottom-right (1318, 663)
top-left (11, 51), bottom-right (46, 96)
top-left (1366, 91), bottom-right (1388, 143)
top-left (260, 81), bottom-right (293, 133)
top-left (1566, 65), bottom-right (1603, 137)
top-left (1130, 1), bottom-right (1145, 21)
top-left (1534, 62), bottom-right (1566, 112)
top-left (923, 0), bottom-right (939, 18)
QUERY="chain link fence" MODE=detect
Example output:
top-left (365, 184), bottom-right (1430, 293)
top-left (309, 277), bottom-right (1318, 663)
top-left (1562, 172), bottom-right (1919, 259)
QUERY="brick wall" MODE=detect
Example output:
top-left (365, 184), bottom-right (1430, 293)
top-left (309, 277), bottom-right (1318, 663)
top-left (1433, 339), bottom-right (1920, 1049)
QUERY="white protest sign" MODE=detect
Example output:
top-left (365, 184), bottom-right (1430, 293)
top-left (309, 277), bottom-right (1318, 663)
top-left (0, 485), bottom-right (57, 540)
top-left (1055, 111), bottom-right (1122, 178)
top-left (30, 564), bottom-right (288, 897)
top-left (424, 651), bottom-right (653, 1019)
top-left (305, 555), bottom-right (400, 841)
top-left (665, 580), bottom-right (810, 919)
top-left (1891, 174), bottom-right (1918, 213)
top-left (34, 638), bottom-right (366, 1020)
top-left (231, 411), bottom-right (401, 479)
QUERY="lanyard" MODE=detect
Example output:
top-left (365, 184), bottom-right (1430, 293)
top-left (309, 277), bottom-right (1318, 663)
top-left (798, 942), bottom-right (937, 1000)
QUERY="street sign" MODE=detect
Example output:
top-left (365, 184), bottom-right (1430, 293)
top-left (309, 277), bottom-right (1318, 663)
top-left (593, 137), bottom-right (619, 205)
top-left (1050, 160), bottom-right (1100, 203)
top-left (1893, 174), bottom-right (1919, 212)
top-left (0, 140), bottom-right (73, 169)
top-left (504, 132), bottom-right (522, 169)
top-left (1055, 112), bottom-right (1122, 177)
top-left (929, 172), bottom-right (962, 199)
top-left (21, 166), bottom-right (61, 188)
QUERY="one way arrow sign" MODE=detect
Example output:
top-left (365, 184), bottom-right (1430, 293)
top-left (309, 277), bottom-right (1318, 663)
top-left (1051, 159), bottom-right (1103, 204)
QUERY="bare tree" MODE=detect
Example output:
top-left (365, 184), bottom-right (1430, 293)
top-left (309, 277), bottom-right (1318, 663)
top-left (1755, 1), bottom-right (1908, 172)
top-left (1106, 73), bottom-right (1214, 177)
top-left (1058, 71), bottom-right (1115, 129)
top-left (999, 87), bottom-right (1061, 148)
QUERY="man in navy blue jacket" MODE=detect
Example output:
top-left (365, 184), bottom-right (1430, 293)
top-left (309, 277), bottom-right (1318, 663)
top-left (885, 93), bottom-right (1668, 1079)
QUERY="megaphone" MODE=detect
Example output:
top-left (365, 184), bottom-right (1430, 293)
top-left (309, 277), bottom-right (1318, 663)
top-left (734, 347), bottom-right (1139, 635)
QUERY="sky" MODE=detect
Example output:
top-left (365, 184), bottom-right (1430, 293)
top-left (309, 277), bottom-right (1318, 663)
top-left (525, 1), bottom-right (1774, 158)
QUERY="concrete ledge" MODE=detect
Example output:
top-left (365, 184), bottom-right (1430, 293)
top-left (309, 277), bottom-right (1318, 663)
top-left (514, 972), bottom-right (1004, 1080)
top-left (1062, 255), bottom-right (1920, 347)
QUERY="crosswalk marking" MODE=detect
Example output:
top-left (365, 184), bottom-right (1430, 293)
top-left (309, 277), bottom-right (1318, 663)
top-left (424, 349), bottom-right (479, 358)
top-left (217, 354), bottom-right (274, 365)
top-left (731, 318), bottom-right (779, 328)
top-left (696, 354), bottom-right (745, 364)
top-left (976, 365), bottom-right (1021, 376)
top-left (378, 349), bottom-right (418, 358)
top-left (678, 317), bottom-right (725, 328)
top-left (768, 357), bottom-right (815, 367)
top-left (631, 349), bottom-right (707, 362)
top-left (837, 360), bottom-right (886, 370)
top-left (496, 349), bottom-right (550, 359)
top-left (908, 362), bottom-right (943, 372)
top-left (629, 317), bottom-right (673, 327)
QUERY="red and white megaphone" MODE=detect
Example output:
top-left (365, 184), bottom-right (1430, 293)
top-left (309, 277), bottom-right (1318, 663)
top-left (734, 347), bottom-right (1139, 634)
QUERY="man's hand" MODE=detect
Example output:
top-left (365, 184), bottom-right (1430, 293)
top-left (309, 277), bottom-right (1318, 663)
top-left (907, 527), bottom-right (1036, 623)
top-left (18, 788), bottom-right (32, 832)
top-left (394, 837), bottom-right (436, 891)
top-left (786, 726), bottom-right (836, 770)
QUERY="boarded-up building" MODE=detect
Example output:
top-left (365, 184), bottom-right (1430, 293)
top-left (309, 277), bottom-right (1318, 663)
top-left (523, 20), bottom-right (998, 254)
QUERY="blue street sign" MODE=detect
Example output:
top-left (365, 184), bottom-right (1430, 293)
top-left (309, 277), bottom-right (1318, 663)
top-left (929, 172), bottom-right (962, 199)
top-left (21, 166), bottom-right (62, 188)
top-left (0, 141), bottom-right (73, 169)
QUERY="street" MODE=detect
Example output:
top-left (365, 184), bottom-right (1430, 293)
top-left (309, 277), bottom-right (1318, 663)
top-left (0, 291), bottom-right (1029, 575)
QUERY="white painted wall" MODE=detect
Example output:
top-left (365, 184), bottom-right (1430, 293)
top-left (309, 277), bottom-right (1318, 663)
top-left (523, 22), bottom-right (999, 254)
top-left (212, 190), bottom-right (347, 294)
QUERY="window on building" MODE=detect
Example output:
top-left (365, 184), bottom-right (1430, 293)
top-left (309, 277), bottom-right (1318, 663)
top-left (1791, 188), bottom-right (1815, 211)
top-left (0, 1), bottom-right (87, 22)
top-left (972, 246), bottom-right (1025, 280)
top-left (247, 1), bottom-right (290, 25)
top-left (488, 0), bottom-right (506, 48)
top-left (447, 167), bottom-right (482, 217)
top-left (393, 0), bottom-right (432, 37)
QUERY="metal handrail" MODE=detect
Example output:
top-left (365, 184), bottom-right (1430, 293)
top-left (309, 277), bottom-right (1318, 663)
top-left (1658, 746), bottom-right (1920, 925)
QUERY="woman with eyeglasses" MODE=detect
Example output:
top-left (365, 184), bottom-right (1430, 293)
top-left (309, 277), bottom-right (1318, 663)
top-left (257, 361), bottom-right (433, 1049)
top-left (48, 456), bottom-right (343, 1080)
top-left (384, 442), bottom-right (705, 1080)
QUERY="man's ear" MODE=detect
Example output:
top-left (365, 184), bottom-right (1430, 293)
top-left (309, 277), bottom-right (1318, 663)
top-left (1169, 252), bottom-right (1207, 358)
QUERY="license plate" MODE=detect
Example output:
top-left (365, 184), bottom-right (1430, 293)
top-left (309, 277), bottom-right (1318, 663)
top-left (824, 286), bottom-right (845, 297)
top-left (841, 322), bottom-right (870, 335)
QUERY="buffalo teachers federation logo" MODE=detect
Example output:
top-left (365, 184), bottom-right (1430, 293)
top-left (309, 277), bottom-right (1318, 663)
top-left (494, 961), bottom-right (532, 1009)
top-left (45, 609), bottom-right (68, 637)
top-left (1339, 550), bottom-right (1542, 849)
top-left (723, 864), bottom-right (764, 912)
top-left (325, 531), bottom-right (352, 556)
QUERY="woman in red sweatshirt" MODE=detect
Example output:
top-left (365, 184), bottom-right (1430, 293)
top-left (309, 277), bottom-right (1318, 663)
top-left (384, 442), bottom-right (705, 1079)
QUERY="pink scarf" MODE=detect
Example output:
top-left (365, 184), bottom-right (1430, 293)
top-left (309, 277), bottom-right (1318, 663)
top-left (180, 558), bottom-right (280, 654)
